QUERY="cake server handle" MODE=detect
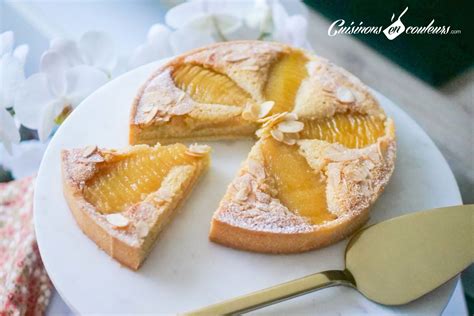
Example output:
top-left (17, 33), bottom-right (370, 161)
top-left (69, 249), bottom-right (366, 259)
top-left (184, 270), bottom-right (355, 315)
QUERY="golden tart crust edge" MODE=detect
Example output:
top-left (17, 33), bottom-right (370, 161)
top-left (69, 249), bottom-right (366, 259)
top-left (61, 145), bottom-right (209, 269)
top-left (209, 121), bottom-right (396, 254)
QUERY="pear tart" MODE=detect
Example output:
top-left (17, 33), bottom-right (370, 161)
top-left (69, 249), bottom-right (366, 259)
top-left (128, 41), bottom-right (396, 253)
top-left (61, 143), bottom-right (210, 269)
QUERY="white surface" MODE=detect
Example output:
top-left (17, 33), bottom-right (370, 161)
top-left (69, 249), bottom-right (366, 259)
top-left (35, 61), bottom-right (463, 314)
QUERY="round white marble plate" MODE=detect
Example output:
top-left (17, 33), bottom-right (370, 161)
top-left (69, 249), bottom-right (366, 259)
top-left (34, 61), bottom-right (462, 314)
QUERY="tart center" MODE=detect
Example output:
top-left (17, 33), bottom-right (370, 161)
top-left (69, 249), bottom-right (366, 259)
top-left (300, 113), bottom-right (386, 148)
top-left (262, 137), bottom-right (336, 225)
top-left (83, 144), bottom-right (198, 214)
top-left (265, 51), bottom-right (309, 115)
top-left (172, 63), bottom-right (251, 106)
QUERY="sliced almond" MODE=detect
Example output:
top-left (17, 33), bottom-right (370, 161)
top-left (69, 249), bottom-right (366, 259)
top-left (270, 129), bottom-right (284, 142)
top-left (186, 144), bottom-right (211, 157)
top-left (156, 188), bottom-right (173, 202)
top-left (156, 115), bottom-right (171, 123)
top-left (242, 109), bottom-right (256, 121)
top-left (258, 101), bottom-right (274, 119)
top-left (177, 91), bottom-right (186, 103)
top-left (322, 82), bottom-right (336, 92)
top-left (144, 107), bottom-right (159, 124)
top-left (235, 188), bottom-right (249, 202)
top-left (225, 54), bottom-right (249, 62)
top-left (142, 103), bottom-right (155, 113)
top-left (135, 221), bottom-right (149, 238)
top-left (161, 96), bottom-right (173, 105)
top-left (242, 103), bottom-right (259, 121)
top-left (353, 90), bottom-right (365, 102)
top-left (78, 152), bottom-right (104, 163)
top-left (106, 213), bottom-right (129, 228)
top-left (171, 101), bottom-right (192, 115)
top-left (255, 128), bottom-right (266, 138)
top-left (336, 87), bottom-right (355, 103)
top-left (82, 145), bottom-right (97, 158)
top-left (260, 112), bottom-right (288, 129)
top-left (241, 65), bottom-right (259, 71)
top-left (258, 112), bottom-right (286, 124)
top-left (283, 136), bottom-right (297, 146)
top-left (284, 112), bottom-right (298, 121)
top-left (247, 159), bottom-right (265, 180)
top-left (277, 120), bottom-right (304, 133)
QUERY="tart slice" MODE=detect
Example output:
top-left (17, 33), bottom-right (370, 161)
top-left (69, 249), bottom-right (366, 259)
top-left (209, 113), bottom-right (396, 253)
top-left (61, 143), bottom-right (210, 269)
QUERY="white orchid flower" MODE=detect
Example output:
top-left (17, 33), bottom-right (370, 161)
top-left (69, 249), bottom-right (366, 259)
top-left (0, 139), bottom-right (47, 179)
top-left (245, 0), bottom-right (273, 36)
top-left (0, 31), bottom-right (28, 154)
top-left (271, 0), bottom-right (312, 49)
top-left (48, 31), bottom-right (117, 77)
top-left (129, 24), bottom-right (174, 69)
top-left (0, 108), bottom-right (20, 154)
top-left (166, 0), bottom-right (242, 37)
top-left (168, 26), bottom-right (217, 55)
top-left (14, 51), bottom-right (108, 142)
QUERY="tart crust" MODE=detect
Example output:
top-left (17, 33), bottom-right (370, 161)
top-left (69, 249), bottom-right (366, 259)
top-left (61, 145), bottom-right (209, 269)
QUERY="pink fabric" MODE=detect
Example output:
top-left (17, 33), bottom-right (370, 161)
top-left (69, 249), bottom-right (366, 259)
top-left (0, 177), bottom-right (52, 316)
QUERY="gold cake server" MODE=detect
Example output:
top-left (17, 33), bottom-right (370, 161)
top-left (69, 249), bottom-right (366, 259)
top-left (187, 205), bottom-right (473, 315)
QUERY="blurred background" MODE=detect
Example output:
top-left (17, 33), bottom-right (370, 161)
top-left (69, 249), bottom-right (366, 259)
top-left (1, 0), bottom-right (472, 314)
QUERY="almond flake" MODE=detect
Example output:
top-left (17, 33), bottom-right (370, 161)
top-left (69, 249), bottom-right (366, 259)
top-left (156, 115), bottom-right (171, 123)
top-left (242, 103), bottom-right (259, 121)
top-left (77, 153), bottom-right (104, 164)
top-left (242, 109), bottom-right (256, 121)
top-left (322, 82), bottom-right (336, 92)
top-left (82, 145), bottom-right (97, 158)
top-left (283, 137), bottom-right (296, 146)
top-left (270, 129), bottom-right (284, 142)
top-left (247, 160), bottom-right (265, 180)
top-left (144, 107), bottom-right (159, 124)
top-left (336, 87), bottom-right (355, 103)
top-left (258, 101), bottom-right (274, 118)
top-left (106, 213), bottom-right (130, 228)
top-left (353, 90), bottom-right (365, 102)
top-left (259, 112), bottom-right (288, 129)
top-left (142, 103), bottom-right (155, 113)
top-left (255, 128), bottom-right (266, 138)
top-left (277, 120), bottom-right (304, 133)
top-left (156, 188), bottom-right (173, 202)
top-left (241, 65), bottom-right (259, 71)
top-left (177, 92), bottom-right (186, 103)
top-left (186, 144), bottom-right (211, 157)
top-left (225, 55), bottom-right (249, 62)
top-left (135, 221), bottom-right (149, 238)
top-left (159, 95), bottom-right (173, 106)
top-left (171, 101), bottom-right (192, 115)
top-left (235, 188), bottom-right (249, 202)
top-left (284, 112), bottom-right (298, 121)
